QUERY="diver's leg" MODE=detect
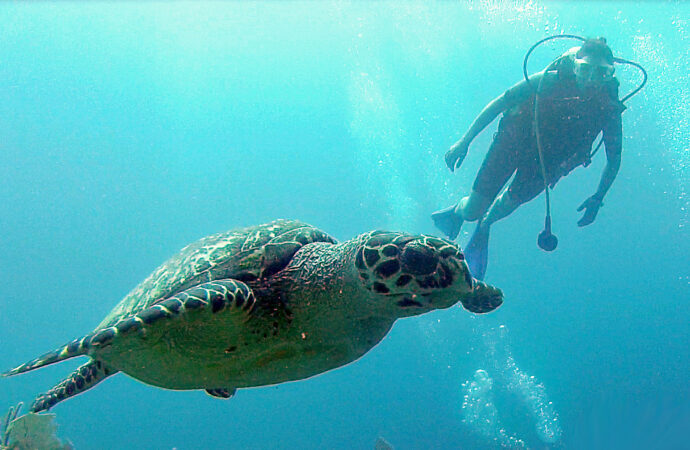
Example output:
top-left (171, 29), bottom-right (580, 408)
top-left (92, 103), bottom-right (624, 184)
top-left (433, 133), bottom-right (516, 240)
top-left (455, 189), bottom-right (495, 221)
top-left (482, 162), bottom-right (544, 227)
top-left (464, 131), bottom-right (519, 222)
top-left (482, 190), bottom-right (522, 226)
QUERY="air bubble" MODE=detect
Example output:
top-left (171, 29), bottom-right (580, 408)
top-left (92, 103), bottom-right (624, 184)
top-left (460, 325), bottom-right (562, 446)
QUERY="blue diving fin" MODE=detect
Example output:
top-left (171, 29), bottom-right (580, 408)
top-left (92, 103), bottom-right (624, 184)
top-left (431, 205), bottom-right (463, 240)
top-left (464, 222), bottom-right (490, 280)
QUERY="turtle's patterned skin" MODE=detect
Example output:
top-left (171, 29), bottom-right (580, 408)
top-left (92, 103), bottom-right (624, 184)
top-left (3, 220), bottom-right (503, 412)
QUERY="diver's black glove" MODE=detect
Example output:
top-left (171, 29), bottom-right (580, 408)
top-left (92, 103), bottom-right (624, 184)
top-left (445, 140), bottom-right (469, 172)
top-left (577, 194), bottom-right (604, 227)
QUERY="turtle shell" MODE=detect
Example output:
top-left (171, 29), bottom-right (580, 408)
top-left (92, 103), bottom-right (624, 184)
top-left (97, 219), bottom-right (336, 328)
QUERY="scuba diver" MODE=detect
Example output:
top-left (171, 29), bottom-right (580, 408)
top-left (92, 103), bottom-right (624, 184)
top-left (432, 36), bottom-right (646, 280)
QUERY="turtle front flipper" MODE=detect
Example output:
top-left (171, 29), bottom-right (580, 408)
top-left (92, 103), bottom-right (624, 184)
top-left (5, 279), bottom-right (256, 410)
top-left (3, 279), bottom-right (256, 377)
top-left (86, 278), bottom-right (259, 390)
top-left (31, 360), bottom-right (116, 412)
top-left (97, 278), bottom-right (257, 346)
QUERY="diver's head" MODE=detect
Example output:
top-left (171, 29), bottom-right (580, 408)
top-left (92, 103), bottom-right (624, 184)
top-left (573, 37), bottom-right (615, 87)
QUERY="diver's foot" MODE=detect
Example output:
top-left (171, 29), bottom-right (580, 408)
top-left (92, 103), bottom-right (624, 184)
top-left (431, 205), bottom-right (464, 240)
top-left (464, 221), bottom-right (490, 280)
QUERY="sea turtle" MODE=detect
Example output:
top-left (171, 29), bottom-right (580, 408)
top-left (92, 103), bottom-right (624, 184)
top-left (4, 219), bottom-right (503, 412)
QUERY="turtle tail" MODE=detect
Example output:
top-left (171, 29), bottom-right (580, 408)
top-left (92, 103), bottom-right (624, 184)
top-left (2, 334), bottom-right (95, 377)
top-left (30, 360), bottom-right (115, 412)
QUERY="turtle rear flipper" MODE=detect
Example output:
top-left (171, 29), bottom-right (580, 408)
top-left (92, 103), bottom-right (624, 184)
top-left (205, 388), bottom-right (236, 399)
top-left (31, 360), bottom-right (116, 412)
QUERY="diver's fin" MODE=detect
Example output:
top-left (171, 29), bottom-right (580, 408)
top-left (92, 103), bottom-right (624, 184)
top-left (431, 205), bottom-right (463, 240)
top-left (464, 222), bottom-right (490, 280)
top-left (205, 388), bottom-right (236, 399)
top-left (30, 360), bottom-right (116, 412)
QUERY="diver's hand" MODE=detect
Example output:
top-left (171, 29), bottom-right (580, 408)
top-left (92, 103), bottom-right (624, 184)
top-left (577, 195), bottom-right (604, 227)
top-left (445, 140), bottom-right (469, 172)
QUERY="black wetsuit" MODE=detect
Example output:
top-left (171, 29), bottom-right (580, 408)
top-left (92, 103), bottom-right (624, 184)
top-left (473, 72), bottom-right (625, 204)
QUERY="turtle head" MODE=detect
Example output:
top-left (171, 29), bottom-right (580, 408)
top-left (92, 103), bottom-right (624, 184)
top-left (354, 231), bottom-right (503, 316)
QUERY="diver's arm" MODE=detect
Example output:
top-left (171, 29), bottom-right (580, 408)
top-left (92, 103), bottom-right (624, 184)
top-left (446, 72), bottom-right (544, 171)
top-left (458, 96), bottom-right (507, 144)
top-left (577, 114), bottom-right (622, 226)
top-left (595, 114), bottom-right (623, 200)
top-left (460, 72), bottom-right (544, 145)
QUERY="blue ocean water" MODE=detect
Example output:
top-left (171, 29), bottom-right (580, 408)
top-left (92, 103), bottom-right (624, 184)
top-left (0, 1), bottom-right (687, 449)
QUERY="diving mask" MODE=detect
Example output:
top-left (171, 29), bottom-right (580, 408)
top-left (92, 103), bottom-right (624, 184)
top-left (573, 57), bottom-right (615, 83)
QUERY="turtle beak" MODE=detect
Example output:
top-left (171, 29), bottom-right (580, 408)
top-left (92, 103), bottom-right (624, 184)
top-left (459, 280), bottom-right (504, 314)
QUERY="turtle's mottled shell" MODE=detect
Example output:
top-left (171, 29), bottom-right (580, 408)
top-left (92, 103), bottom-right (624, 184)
top-left (98, 219), bottom-right (336, 329)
